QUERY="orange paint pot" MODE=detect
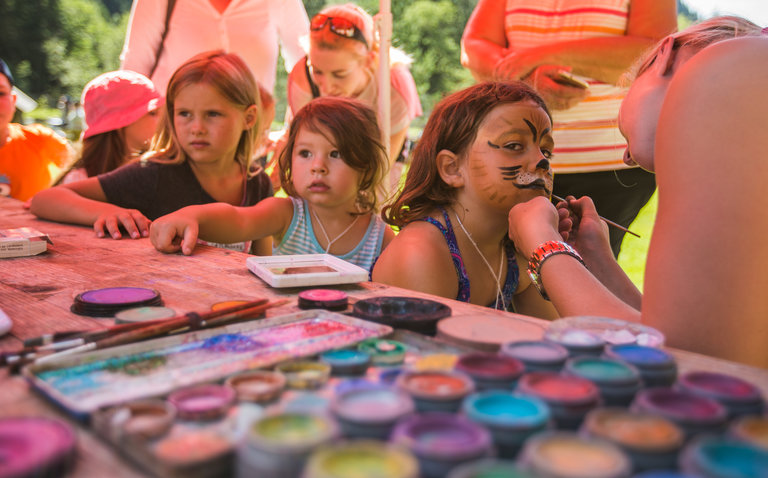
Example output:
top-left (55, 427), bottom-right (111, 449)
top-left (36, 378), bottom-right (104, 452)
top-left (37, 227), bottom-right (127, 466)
top-left (396, 369), bottom-right (475, 413)
top-left (518, 431), bottom-right (631, 478)
top-left (728, 415), bottom-right (768, 451)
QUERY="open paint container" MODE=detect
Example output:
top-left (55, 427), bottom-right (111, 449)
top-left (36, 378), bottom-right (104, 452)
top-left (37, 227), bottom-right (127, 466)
top-left (0, 417), bottom-right (77, 478)
top-left (500, 340), bottom-right (569, 373)
top-left (515, 371), bottom-right (600, 430)
top-left (603, 343), bottom-right (677, 387)
top-left (103, 398), bottom-right (177, 441)
top-left (564, 356), bottom-right (642, 406)
top-left (275, 361), bottom-right (332, 389)
top-left (630, 387), bottom-right (728, 439)
top-left (72, 286), bottom-right (163, 317)
top-left (225, 370), bottom-right (287, 403)
top-left (454, 352), bottom-right (525, 391)
top-left (447, 459), bottom-right (534, 478)
top-left (728, 415), bottom-right (768, 451)
top-left (167, 383), bottom-right (236, 421)
top-left (675, 370), bottom-right (765, 419)
top-left (396, 369), bottom-right (475, 413)
top-left (303, 440), bottom-right (419, 478)
top-left (357, 338), bottom-right (407, 365)
top-left (352, 296), bottom-right (451, 336)
top-left (320, 348), bottom-right (371, 376)
top-left (679, 436), bottom-right (768, 477)
top-left (331, 385), bottom-right (415, 440)
top-left (154, 430), bottom-right (233, 477)
top-left (298, 289), bottom-right (349, 311)
top-left (545, 316), bottom-right (665, 354)
top-left (114, 306), bottom-right (176, 324)
top-left (517, 431), bottom-right (632, 478)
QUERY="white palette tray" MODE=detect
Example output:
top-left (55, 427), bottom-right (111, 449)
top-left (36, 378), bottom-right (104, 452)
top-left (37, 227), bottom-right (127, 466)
top-left (246, 254), bottom-right (369, 288)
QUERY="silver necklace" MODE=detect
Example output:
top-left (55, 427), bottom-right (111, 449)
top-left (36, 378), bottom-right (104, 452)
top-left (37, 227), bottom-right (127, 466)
top-left (453, 210), bottom-right (506, 310)
top-left (311, 208), bottom-right (360, 254)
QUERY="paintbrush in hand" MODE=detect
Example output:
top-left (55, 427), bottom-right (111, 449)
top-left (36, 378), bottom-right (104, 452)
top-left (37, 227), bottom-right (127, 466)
top-left (551, 194), bottom-right (641, 238)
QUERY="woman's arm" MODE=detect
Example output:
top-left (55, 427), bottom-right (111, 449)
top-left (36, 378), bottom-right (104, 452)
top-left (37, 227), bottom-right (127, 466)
top-left (119, 0), bottom-right (167, 76)
top-left (460, 0), bottom-right (509, 81)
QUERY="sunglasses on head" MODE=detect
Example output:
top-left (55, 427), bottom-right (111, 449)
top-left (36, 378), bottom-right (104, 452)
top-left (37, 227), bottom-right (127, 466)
top-left (310, 14), bottom-right (369, 48)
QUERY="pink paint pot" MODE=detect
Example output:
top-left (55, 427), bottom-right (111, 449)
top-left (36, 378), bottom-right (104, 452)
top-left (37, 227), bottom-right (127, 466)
top-left (454, 352), bottom-right (525, 391)
top-left (603, 344), bottom-right (677, 387)
top-left (298, 289), bottom-right (349, 311)
top-left (396, 369), bottom-right (475, 413)
top-left (630, 387), bottom-right (728, 439)
top-left (515, 371), bottom-right (601, 430)
top-left (500, 340), bottom-right (569, 373)
top-left (728, 415), bottom-right (768, 451)
top-left (390, 413), bottom-right (493, 478)
top-left (167, 383), bottom-right (236, 421)
top-left (331, 385), bottom-right (415, 440)
top-left (564, 356), bottom-right (642, 406)
top-left (517, 431), bottom-right (632, 478)
top-left (0, 417), bottom-right (77, 478)
top-left (675, 371), bottom-right (765, 419)
top-left (679, 436), bottom-right (768, 478)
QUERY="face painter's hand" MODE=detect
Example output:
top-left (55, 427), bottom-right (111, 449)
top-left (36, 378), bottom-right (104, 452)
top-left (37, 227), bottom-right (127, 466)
top-left (93, 208), bottom-right (151, 240)
top-left (508, 196), bottom-right (562, 259)
top-left (556, 196), bottom-right (612, 264)
top-left (150, 213), bottom-right (199, 255)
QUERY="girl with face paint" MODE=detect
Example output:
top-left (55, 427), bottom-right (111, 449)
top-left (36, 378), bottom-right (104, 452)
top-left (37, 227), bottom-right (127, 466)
top-left (372, 82), bottom-right (559, 318)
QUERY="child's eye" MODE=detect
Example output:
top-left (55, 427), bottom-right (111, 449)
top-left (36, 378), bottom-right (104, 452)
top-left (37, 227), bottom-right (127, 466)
top-left (541, 148), bottom-right (553, 159)
top-left (297, 149), bottom-right (312, 158)
top-left (502, 142), bottom-right (523, 151)
top-left (176, 110), bottom-right (190, 118)
top-left (329, 150), bottom-right (342, 159)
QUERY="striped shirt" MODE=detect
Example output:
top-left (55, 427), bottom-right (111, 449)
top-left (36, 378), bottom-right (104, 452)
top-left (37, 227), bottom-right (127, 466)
top-left (273, 197), bottom-right (387, 272)
top-left (505, 0), bottom-right (630, 172)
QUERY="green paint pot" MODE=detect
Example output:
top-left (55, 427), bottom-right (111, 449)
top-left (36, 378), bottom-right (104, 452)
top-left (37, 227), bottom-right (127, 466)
top-left (303, 440), bottom-right (418, 478)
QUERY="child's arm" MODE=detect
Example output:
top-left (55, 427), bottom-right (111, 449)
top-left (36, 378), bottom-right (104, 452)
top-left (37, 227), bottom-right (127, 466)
top-left (29, 178), bottom-right (151, 240)
top-left (513, 250), bottom-right (560, 320)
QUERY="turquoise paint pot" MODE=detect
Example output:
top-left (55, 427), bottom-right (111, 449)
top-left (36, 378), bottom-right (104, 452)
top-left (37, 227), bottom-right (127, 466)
top-left (462, 391), bottom-right (551, 458)
top-left (728, 415), bottom-right (768, 451)
top-left (679, 437), bottom-right (768, 478)
top-left (603, 344), bottom-right (677, 387)
top-left (396, 369), bottom-right (475, 413)
top-left (454, 352), bottom-right (525, 391)
top-left (515, 371), bottom-right (601, 430)
top-left (517, 431), bottom-right (632, 478)
top-left (564, 357), bottom-right (642, 406)
top-left (675, 371), bottom-right (765, 419)
top-left (319, 349), bottom-right (371, 376)
top-left (330, 385), bottom-right (415, 440)
top-left (500, 340), bottom-right (569, 373)
top-left (358, 339), bottom-right (407, 365)
top-left (447, 459), bottom-right (534, 478)
top-left (630, 387), bottom-right (728, 439)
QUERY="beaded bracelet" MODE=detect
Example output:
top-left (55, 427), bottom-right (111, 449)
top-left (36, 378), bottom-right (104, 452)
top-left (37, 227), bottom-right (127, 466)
top-left (527, 241), bottom-right (586, 300)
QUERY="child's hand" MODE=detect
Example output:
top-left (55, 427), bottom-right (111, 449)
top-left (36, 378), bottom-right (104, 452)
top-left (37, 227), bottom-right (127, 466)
top-left (93, 208), bottom-right (151, 239)
top-left (150, 214), bottom-right (199, 255)
top-left (555, 196), bottom-right (612, 261)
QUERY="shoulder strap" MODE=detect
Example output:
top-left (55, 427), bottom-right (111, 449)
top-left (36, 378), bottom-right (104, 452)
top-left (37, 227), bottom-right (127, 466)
top-left (148, 0), bottom-right (177, 79)
top-left (304, 57), bottom-right (321, 99)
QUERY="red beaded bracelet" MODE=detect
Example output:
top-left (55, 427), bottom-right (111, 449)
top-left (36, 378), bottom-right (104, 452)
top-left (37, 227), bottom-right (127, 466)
top-left (527, 240), bottom-right (586, 300)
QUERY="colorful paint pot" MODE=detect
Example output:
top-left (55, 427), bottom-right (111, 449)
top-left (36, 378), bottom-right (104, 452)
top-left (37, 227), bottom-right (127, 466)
top-left (378, 367), bottom-right (404, 385)
top-left (413, 353), bottom-right (459, 371)
top-left (303, 440), bottom-right (419, 478)
top-left (275, 360), bottom-right (332, 389)
top-left (462, 391), bottom-right (551, 458)
top-left (675, 371), bottom-right (765, 419)
top-left (155, 430), bottom-right (233, 476)
top-left (225, 370), bottom-right (286, 403)
top-left (544, 327), bottom-right (606, 357)
top-left (331, 386), bottom-right (415, 439)
top-left (454, 352), bottom-right (525, 391)
top-left (580, 407), bottom-right (684, 472)
top-left (72, 286), bottom-right (162, 317)
top-left (390, 413), bottom-right (493, 478)
top-left (728, 415), bottom-right (768, 451)
top-left (167, 383), bottom-right (236, 421)
top-left (396, 369), bottom-right (475, 413)
top-left (298, 289), bottom-right (349, 311)
top-left (320, 348), bottom-right (371, 376)
top-left (239, 412), bottom-right (338, 477)
top-left (679, 436), bottom-right (768, 478)
top-left (546, 316), bottom-right (665, 348)
top-left (515, 371), bottom-right (601, 430)
top-left (500, 340), bottom-right (569, 373)
top-left (352, 296), bottom-right (451, 336)
top-left (517, 431), bottom-right (632, 478)
top-left (564, 356), bottom-right (642, 406)
top-left (114, 306), bottom-right (176, 324)
top-left (108, 398), bottom-right (176, 440)
top-left (446, 459), bottom-right (534, 478)
top-left (630, 387), bottom-right (728, 438)
top-left (0, 417), bottom-right (77, 478)
top-left (631, 472), bottom-right (699, 478)
top-left (357, 338), bottom-right (407, 365)
top-left (603, 344), bottom-right (677, 387)
top-left (210, 300), bottom-right (251, 311)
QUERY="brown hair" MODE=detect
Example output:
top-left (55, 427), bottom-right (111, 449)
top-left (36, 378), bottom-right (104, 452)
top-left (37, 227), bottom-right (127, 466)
top-left (80, 129), bottom-right (130, 177)
top-left (278, 96), bottom-right (387, 214)
top-left (383, 81), bottom-right (551, 228)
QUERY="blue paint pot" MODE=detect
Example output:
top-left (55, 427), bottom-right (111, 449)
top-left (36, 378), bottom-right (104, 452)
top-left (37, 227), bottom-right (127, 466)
top-left (446, 459), bottom-right (534, 478)
top-left (396, 369), bottom-right (475, 413)
top-left (517, 431), bottom-right (632, 478)
top-left (603, 344), bottom-right (677, 387)
top-left (544, 327), bottom-right (606, 357)
top-left (679, 437), bottom-right (768, 478)
top-left (675, 371), bottom-right (765, 419)
top-left (378, 368), bottom-right (404, 385)
top-left (462, 391), bottom-right (551, 458)
top-left (630, 387), bottom-right (728, 439)
top-left (319, 349), bottom-right (371, 376)
top-left (564, 356), bottom-right (642, 406)
top-left (330, 385), bottom-right (415, 440)
top-left (515, 371), bottom-right (601, 430)
top-left (454, 352), bottom-right (525, 391)
top-left (500, 340), bottom-right (569, 373)
top-left (390, 413), bottom-right (492, 478)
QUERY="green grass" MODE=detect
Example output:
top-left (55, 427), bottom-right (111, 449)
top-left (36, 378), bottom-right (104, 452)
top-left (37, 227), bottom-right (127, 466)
top-left (616, 190), bottom-right (657, 291)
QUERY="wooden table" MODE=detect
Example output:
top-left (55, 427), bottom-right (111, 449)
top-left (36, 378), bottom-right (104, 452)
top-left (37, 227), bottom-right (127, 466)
top-left (1, 196), bottom-right (766, 477)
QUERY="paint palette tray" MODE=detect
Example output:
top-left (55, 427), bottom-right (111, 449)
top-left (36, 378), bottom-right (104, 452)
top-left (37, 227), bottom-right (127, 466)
top-left (246, 254), bottom-right (369, 288)
top-left (24, 310), bottom-right (392, 418)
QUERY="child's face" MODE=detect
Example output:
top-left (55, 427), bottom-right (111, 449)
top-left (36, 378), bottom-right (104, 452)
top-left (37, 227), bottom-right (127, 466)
top-left (0, 75), bottom-right (16, 128)
top-left (463, 101), bottom-right (554, 214)
top-left (124, 108), bottom-right (160, 153)
top-left (291, 124), bottom-right (361, 209)
top-left (308, 47), bottom-right (370, 98)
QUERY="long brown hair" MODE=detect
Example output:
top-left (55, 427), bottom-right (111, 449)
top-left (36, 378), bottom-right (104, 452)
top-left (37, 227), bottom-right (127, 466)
top-left (79, 129), bottom-right (130, 177)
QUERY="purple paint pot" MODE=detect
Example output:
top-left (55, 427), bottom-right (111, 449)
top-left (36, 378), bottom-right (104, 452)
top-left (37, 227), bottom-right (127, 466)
top-left (679, 436), bottom-right (768, 478)
top-left (0, 417), bottom-right (77, 478)
top-left (564, 356), bottom-right (642, 406)
top-left (72, 286), bottom-right (163, 317)
top-left (396, 369), bottom-right (475, 413)
top-left (603, 344), bottom-right (677, 387)
top-left (544, 326), bottom-right (606, 357)
top-left (446, 459), bottom-right (534, 478)
top-left (675, 371), bottom-right (765, 419)
top-left (728, 415), bottom-right (768, 451)
top-left (330, 385), bottom-right (415, 440)
top-left (630, 387), bottom-right (728, 439)
top-left (517, 431), bottom-right (632, 478)
top-left (390, 413), bottom-right (493, 478)
top-left (303, 440), bottom-right (419, 478)
top-left (454, 352), bottom-right (525, 391)
top-left (579, 407), bottom-right (684, 472)
top-left (167, 383), bottom-right (236, 421)
top-left (462, 391), bottom-right (551, 459)
top-left (515, 371), bottom-right (601, 430)
top-left (500, 340), bottom-right (570, 373)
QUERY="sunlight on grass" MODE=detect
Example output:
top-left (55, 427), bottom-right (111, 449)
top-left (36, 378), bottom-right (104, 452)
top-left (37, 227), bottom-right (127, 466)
top-left (617, 191), bottom-right (657, 292)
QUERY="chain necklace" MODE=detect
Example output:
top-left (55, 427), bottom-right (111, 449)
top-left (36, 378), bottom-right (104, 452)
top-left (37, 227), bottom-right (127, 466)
top-left (453, 210), bottom-right (506, 310)
top-left (311, 208), bottom-right (360, 254)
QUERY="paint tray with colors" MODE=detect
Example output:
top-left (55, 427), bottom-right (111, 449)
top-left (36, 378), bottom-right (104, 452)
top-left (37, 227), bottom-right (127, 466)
top-left (246, 254), bottom-right (369, 287)
top-left (23, 310), bottom-right (392, 417)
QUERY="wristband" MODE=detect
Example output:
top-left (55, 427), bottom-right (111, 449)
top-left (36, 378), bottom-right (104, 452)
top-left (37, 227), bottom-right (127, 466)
top-left (527, 241), bottom-right (586, 300)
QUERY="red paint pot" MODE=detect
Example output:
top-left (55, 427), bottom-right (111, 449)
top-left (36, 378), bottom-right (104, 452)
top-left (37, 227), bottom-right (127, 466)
top-left (396, 369), bottom-right (475, 413)
top-left (630, 387), bottom-right (728, 439)
top-left (454, 352), bottom-right (525, 391)
top-left (675, 371), bottom-right (765, 419)
top-left (517, 431), bottom-right (632, 478)
top-left (516, 372), bottom-right (601, 430)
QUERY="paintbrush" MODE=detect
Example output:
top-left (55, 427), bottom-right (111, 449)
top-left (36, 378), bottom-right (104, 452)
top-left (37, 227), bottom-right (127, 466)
top-left (551, 194), bottom-right (641, 238)
top-left (23, 330), bottom-right (91, 348)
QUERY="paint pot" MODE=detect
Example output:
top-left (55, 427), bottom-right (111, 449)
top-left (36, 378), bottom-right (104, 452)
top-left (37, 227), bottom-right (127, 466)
top-left (462, 391), bottom-right (551, 458)
top-left (564, 356), bottom-right (642, 406)
top-left (603, 344), bottom-right (677, 387)
top-left (155, 430), bottom-right (233, 476)
top-left (334, 378), bottom-right (380, 396)
top-left (352, 296), bottom-right (451, 336)
top-left (544, 327), bottom-right (606, 357)
top-left (330, 385), bottom-right (415, 440)
top-left (107, 398), bottom-right (176, 441)
top-left (517, 431), bottom-right (632, 478)
top-left (446, 459), bottom-right (534, 478)
top-left (72, 286), bottom-right (162, 317)
top-left (225, 370), bottom-right (287, 403)
top-left (675, 371), bottom-right (765, 419)
top-left (0, 417), bottom-right (77, 478)
top-left (167, 383), bottom-right (236, 421)
top-left (546, 316), bottom-right (665, 348)
top-left (454, 352), bottom-right (525, 391)
top-left (579, 407), bottom-right (684, 472)
top-left (390, 413), bottom-right (493, 478)
top-left (412, 353), bottom-right (458, 371)
top-left (500, 340), bottom-right (570, 373)
top-left (211, 300), bottom-right (251, 311)
top-left (303, 440), bottom-right (419, 478)
top-left (298, 289), bottom-right (349, 311)
top-left (515, 371), bottom-right (601, 430)
top-left (275, 361), bottom-right (332, 389)
top-left (631, 472), bottom-right (698, 478)
top-left (357, 339), bottom-right (407, 365)
top-left (728, 415), bottom-right (768, 451)
top-left (238, 412), bottom-right (338, 478)
top-left (114, 306), bottom-right (176, 324)
top-left (319, 349), bottom-right (371, 376)
top-left (630, 387), bottom-right (728, 439)
top-left (396, 369), bottom-right (475, 413)
top-left (679, 436), bottom-right (768, 478)
top-left (378, 367), bottom-right (404, 385)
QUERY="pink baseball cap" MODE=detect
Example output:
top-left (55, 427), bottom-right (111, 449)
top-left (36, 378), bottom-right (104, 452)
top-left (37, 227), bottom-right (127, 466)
top-left (81, 70), bottom-right (162, 140)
